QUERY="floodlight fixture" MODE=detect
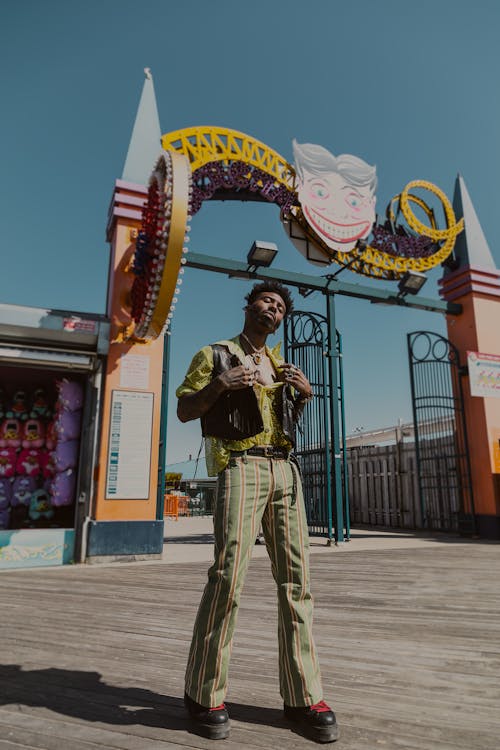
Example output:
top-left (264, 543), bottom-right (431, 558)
top-left (247, 241), bottom-right (278, 270)
top-left (397, 270), bottom-right (428, 296)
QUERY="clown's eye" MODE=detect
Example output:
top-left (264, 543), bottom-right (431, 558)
top-left (346, 192), bottom-right (363, 209)
top-left (310, 181), bottom-right (329, 199)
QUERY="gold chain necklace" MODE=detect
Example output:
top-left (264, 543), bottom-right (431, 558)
top-left (240, 332), bottom-right (266, 365)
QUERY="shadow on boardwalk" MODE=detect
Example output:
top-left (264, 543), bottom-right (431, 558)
top-left (0, 537), bottom-right (499, 749)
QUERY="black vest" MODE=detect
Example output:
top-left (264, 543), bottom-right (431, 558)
top-left (201, 344), bottom-right (296, 445)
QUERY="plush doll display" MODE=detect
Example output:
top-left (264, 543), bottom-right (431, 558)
top-left (21, 419), bottom-right (45, 449)
top-left (0, 448), bottom-right (17, 478)
top-left (28, 488), bottom-right (54, 522)
top-left (50, 468), bottom-right (76, 507)
top-left (54, 440), bottom-right (79, 472)
top-left (56, 380), bottom-right (84, 412)
top-left (30, 388), bottom-right (52, 420)
top-left (0, 478), bottom-right (11, 509)
top-left (45, 420), bottom-right (57, 451)
top-left (6, 390), bottom-right (29, 421)
top-left (11, 475), bottom-right (37, 506)
top-left (16, 448), bottom-right (42, 477)
top-left (40, 450), bottom-right (55, 479)
top-left (0, 418), bottom-right (22, 449)
top-left (54, 410), bottom-right (82, 442)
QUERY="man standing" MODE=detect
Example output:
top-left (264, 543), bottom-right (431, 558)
top-left (176, 281), bottom-right (338, 743)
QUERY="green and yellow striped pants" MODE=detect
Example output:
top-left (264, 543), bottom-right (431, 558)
top-left (185, 453), bottom-right (323, 708)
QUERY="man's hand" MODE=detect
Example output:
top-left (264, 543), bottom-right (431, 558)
top-left (278, 363), bottom-right (313, 400)
top-left (219, 363), bottom-right (257, 390)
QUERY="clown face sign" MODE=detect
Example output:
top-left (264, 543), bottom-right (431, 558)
top-left (293, 140), bottom-right (377, 254)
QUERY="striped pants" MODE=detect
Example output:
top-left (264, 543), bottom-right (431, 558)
top-left (184, 453), bottom-right (323, 708)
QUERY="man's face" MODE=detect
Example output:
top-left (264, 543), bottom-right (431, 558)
top-left (246, 292), bottom-right (287, 332)
top-left (297, 170), bottom-right (376, 253)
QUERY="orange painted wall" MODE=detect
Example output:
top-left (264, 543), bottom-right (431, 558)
top-left (93, 217), bottom-right (165, 522)
top-left (446, 292), bottom-right (500, 517)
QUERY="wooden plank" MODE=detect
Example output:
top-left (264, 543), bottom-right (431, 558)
top-left (0, 544), bottom-right (499, 749)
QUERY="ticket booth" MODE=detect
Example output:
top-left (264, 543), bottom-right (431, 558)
top-left (0, 303), bottom-right (109, 569)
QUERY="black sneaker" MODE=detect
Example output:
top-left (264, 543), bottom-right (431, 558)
top-left (284, 700), bottom-right (339, 743)
top-left (184, 692), bottom-right (230, 740)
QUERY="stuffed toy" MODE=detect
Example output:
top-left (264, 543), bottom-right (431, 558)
top-left (56, 380), bottom-right (84, 412)
top-left (0, 418), bottom-right (22, 449)
top-left (0, 508), bottom-right (10, 529)
top-left (21, 418), bottom-right (45, 449)
top-left (11, 475), bottom-right (37, 506)
top-left (28, 488), bottom-right (54, 522)
top-left (54, 409), bottom-right (81, 442)
top-left (0, 448), bottom-right (17, 478)
top-left (0, 477), bottom-right (11, 509)
top-left (50, 468), bottom-right (76, 507)
top-left (30, 388), bottom-right (52, 420)
top-left (45, 419), bottom-right (57, 451)
top-left (54, 439), bottom-right (79, 472)
top-left (6, 390), bottom-right (29, 421)
top-left (16, 448), bottom-right (42, 477)
top-left (40, 450), bottom-right (55, 478)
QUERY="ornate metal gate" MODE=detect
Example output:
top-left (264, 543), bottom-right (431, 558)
top-left (284, 311), bottom-right (349, 540)
top-left (407, 331), bottom-right (476, 533)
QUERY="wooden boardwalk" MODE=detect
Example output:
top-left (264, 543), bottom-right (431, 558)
top-left (1, 538), bottom-right (499, 749)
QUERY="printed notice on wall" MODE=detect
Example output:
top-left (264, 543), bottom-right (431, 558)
top-left (120, 354), bottom-right (150, 390)
top-left (468, 351), bottom-right (500, 399)
top-left (105, 390), bottom-right (154, 499)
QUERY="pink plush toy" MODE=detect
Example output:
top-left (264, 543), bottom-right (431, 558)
top-left (11, 475), bottom-right (37, 506)
top-left (56, 380), bottom-right (84, 412)
top-left (21, 419), bottom-right (45, 449)
top-left (0, 448), bottom-right (17, 478)
top-left (40, 450), bottom-right (55, 478)
top-left (54, 440), bottom-right (79, 472)
top-left (45, 420), bottom-right (57, 451)
top-left (16, 449), bottom-right (42, 477)
top-left (50, 468), bottom-right (76, 507)
top-left (0, 418), bottom-right (22, 449)
top-left (54, 410), bottom-right (82, 441)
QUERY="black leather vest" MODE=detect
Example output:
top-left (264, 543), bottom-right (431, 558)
top-left (201, 344), bottom-right (296, 445)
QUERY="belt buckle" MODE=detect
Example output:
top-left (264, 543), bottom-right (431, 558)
top-left (263, 446), bottom-right (274, 458)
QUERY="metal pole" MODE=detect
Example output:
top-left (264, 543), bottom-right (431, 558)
top-left (321, 330), bottom-right (334, 542)
top-left (156, 332), bottom-right (171, 520)
top-left (326, 293), bottom-right (344, 543)
top-left (337, 330), bottom-right (350, 540)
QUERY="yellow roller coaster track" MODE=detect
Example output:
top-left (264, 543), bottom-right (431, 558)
top-left (161, 127), bottom-right (462, 280)
top-left (162, 126), bottom-right (296, 189)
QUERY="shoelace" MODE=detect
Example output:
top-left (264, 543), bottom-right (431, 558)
top-left (310, 700), bottom-right (331, 713)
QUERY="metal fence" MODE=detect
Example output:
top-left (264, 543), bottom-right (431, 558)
top-left (347, 433), bottom-right (467, 531)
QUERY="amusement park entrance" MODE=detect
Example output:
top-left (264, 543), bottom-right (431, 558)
top-left (183, 252), bottom-right (471, 542)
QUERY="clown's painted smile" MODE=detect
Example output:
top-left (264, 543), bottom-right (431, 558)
top-left (303, 205), bottom-right (371, 244)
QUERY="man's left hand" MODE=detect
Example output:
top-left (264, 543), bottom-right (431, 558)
top-left (278, 363), bottom-right (313, 400)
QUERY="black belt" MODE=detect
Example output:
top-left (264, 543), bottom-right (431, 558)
top-left (230, 446), bottom-right (290, 459)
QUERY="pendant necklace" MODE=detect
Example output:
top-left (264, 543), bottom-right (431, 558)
top-left (240, 332), bottom-right (266, 365)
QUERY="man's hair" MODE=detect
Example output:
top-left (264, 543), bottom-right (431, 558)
top-left (245, 281), bottom-right (294, 316)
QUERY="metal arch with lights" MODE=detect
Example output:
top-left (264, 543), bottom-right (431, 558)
top-left (126, 126), bottom-right (464, 341)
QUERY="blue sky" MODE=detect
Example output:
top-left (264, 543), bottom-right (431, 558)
top-left (1, 0), bottom-right (499, 464)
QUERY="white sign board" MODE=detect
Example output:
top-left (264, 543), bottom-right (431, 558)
top-left (120, 354), bottom-right (150, 390)
top-left (106, 390), bottom-right (154, 499)
top-left (468, 351), bottom-right (500, 399)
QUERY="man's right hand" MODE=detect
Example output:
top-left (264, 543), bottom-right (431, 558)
top-left (218, 364), bottom-right (256, 391)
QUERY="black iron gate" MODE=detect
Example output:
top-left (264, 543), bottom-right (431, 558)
top-left (407, 331), bottom-right (476, 533)
top-left (284, 311), bottom-right (349, 540)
